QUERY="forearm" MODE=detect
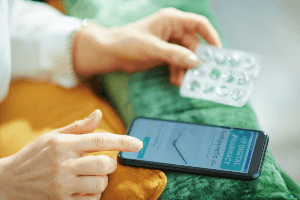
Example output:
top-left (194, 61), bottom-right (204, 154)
top-left (73, 24), bottom-right (122, 76)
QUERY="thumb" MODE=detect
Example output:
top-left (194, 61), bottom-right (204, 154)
top-left (154, 39), bottom-right (199, 69)
top-left (57, 109), bottom-right (102, 134)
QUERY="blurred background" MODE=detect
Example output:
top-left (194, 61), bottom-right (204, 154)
top-left (209, 0), bottom-right (300, 185)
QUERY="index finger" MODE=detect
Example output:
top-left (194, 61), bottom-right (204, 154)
top-left (72, 133), bottom-right (143, 154)
top-left (176, 11), bottom-right (222, 47)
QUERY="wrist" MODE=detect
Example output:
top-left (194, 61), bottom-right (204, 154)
top-left (73, 23), bottom-right (121, 76)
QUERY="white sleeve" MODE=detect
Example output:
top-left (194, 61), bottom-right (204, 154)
top-left (9, 0), bottom-right (82, 88)
top-left (0, 0), bottom-right (11, 102)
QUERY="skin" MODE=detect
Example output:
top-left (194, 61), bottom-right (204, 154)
top-left (0, 110), bottom-right (143, 199)
top-left (73, 8), bottom-right (221, 86)
top-left (0, 8), bottom-right (221, 199)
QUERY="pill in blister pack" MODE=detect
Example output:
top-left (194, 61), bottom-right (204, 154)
top-left (180, 44), bottom-right (262, 107)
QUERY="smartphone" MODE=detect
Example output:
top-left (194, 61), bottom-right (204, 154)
top-left (118, 117), bottom-right (269, 180)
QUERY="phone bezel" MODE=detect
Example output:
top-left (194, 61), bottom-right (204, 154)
top-left (118, 117), bottom-right (269, 180)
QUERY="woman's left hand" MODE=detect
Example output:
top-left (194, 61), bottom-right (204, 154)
top-left (73, 8), bottom-right (222, 86)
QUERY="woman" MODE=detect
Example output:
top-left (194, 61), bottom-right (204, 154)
top-left (0, 0), bottom-right (221, 199)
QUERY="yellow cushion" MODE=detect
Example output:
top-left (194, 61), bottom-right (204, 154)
top-left (0, 80), bottom-right (166, 199)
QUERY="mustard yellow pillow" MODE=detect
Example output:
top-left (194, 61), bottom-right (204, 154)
top-left (0, 80), bottom-right (166, 199)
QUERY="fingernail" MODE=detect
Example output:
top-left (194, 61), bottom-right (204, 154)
top-left (131, 139), bottom-right (143, 150)
top-left (88, 110), bottom-right (97, 119)
top-left (185, 54), bottom-right (198, 67)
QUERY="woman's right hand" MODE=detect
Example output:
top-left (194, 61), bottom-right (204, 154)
top-left (0, 109), bottom-right (143, 200)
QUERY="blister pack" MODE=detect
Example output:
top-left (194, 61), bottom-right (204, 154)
top-left (180, 44), bottom-right (262, 107)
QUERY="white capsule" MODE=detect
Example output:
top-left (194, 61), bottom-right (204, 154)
top-left (200, 49), bottom-right (214, 62)
top-left (214, 53), bottom-right (227, 65)
top-left (222, 70), bottom-right (234, 83)
top-left (228, 53), bottom-right (242, 67)
top-left (244, 57), bottom-right (256, 70)
top-left (203, 83), bottom-right (215, 94)
top-left (209, 68), bottom-right (221, 80)
top-left (187, 80), bottom-right (201, 91)
top-left (237, 73), bottom-right (249, 85)
top-left (216, 85), bottom-right (229, 97)
top-left (231, 89), bottom-right (244, 101)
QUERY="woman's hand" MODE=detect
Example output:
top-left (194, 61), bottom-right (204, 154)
top-left (73, 8), bottom-right (221, 86)
top-left (0, 110), bottom-right (143, 200)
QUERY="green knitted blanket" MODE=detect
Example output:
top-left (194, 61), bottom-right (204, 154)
top-left (62, 0), bottom-right (300, 199)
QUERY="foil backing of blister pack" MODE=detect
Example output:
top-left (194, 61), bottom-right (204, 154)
top-left (180, 44), bottom-right (262, 107)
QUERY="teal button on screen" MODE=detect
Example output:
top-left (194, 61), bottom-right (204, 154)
top-left (137, 137), bottom-right (150, 159)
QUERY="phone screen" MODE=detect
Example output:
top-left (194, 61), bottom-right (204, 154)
top-left (121, 118), bottom-right (259, 173)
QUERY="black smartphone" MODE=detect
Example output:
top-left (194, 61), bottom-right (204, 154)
top-left (118, 117), bottom-right (269, 180)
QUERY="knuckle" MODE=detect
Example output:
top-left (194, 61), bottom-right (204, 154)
top-left (95, 176), bottom-right (108, 193)
top-left (52, 173), bottom-right (74, 197)
top-left (102, 176), bottom-right (109, 191)
top-left (160, 7), bottom-right (178, 17)
top-left (98, 157), bottom-right (111, 174)
top-left (163, 49), bottom-right (174, 64)
top-left (199, 15), bottom-right (210, 24)
top-left (118, 137), bottom-right (126, 150)
top-left (109, 158), bottom-right (117, 174)
top-left (51, 176), bottom-right (63, 194)
top-left (48, 136), bottom-right (63, 152)
top-left (94, 178), bottom-right (101, 193)
top-left (51, 161), bottom-right (64, 176)
top-left (63, 159), bottom-right (76, 174)
top-left (96, 159), bottom-right (104, 174)
top-left (95, 134), bottom-right (107, 150)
